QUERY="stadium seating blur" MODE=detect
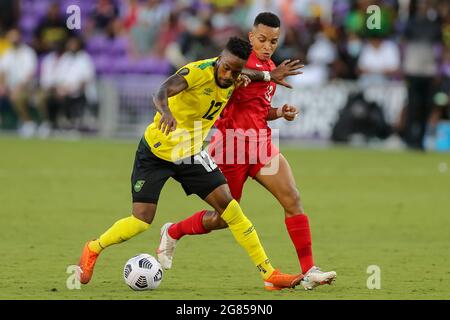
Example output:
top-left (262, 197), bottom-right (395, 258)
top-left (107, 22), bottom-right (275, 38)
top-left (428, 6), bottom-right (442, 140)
top-left (0, 0), bottom-right (449, 150)
top-left (17, 0), bottom-right (172, 75)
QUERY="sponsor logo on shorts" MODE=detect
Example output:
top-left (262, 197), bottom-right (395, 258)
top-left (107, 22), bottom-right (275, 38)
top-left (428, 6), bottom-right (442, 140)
top-left (134, 180), bottom-right (146, 192)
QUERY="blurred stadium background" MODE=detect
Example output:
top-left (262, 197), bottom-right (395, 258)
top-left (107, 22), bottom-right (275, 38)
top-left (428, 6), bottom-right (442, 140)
top-left (1, 0), bottom-right (450, 300)
top-left (0, 0), bottom-right (449, 150)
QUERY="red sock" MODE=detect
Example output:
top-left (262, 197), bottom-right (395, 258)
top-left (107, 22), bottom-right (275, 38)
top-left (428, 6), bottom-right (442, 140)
top-left (285, 214), bottom-right (315, 274)
top-left (168, 210), bottom-right (210, 240)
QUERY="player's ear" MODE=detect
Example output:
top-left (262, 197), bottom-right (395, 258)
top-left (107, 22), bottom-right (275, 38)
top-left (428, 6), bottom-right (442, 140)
top-left (248, 31), bottom-right (254, 45)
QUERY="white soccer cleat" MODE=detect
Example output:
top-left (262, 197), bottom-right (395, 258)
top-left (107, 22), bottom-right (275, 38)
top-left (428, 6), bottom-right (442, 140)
top-left (156, 223), bottom-right (178, 270)
top-left (301, 266), bottom-right (337, 290)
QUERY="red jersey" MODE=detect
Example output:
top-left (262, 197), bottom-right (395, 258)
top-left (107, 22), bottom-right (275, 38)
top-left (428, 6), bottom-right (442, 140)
top-left (216, 51), bottom-right (276, 140)
top-left (209, 52), bottom-right (280, 190)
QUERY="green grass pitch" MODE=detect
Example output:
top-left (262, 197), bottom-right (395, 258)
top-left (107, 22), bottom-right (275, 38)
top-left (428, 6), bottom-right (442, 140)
top-left (1, 136), bottom-right (449, 300)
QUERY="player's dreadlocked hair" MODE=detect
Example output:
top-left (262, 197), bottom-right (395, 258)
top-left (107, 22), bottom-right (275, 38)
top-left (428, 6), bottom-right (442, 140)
top-left (254, 12), bottom-right (280, 28)
top-left (225, 37), bottom-right (253, 61)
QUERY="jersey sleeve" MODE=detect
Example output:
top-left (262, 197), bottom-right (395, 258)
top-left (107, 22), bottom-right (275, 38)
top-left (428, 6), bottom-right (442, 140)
top-left (176, 63), bottom-right (206, 89)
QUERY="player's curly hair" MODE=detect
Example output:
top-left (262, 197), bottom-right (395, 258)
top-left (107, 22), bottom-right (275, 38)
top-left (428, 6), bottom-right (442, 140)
top-left (225, 37), bottom-right (253, 61)
top-left (254, 12), bottom-right (280, 28)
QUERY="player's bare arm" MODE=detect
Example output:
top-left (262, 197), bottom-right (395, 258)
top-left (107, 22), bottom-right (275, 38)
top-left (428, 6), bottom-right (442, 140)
top-left (242, 59), bottom-right (304, 88)
top-left (153, 74), bottom-right (188, 135)
top-left (267, 104), bottom-right (300, 121)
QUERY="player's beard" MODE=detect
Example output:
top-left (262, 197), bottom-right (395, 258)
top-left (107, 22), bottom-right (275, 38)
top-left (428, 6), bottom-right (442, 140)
top-left (214, 67), bottom-right (233, 89)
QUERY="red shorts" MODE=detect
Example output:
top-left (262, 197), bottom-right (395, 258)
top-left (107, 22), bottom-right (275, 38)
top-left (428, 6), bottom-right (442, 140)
top-left (209, 130), bottom-right (279, 201)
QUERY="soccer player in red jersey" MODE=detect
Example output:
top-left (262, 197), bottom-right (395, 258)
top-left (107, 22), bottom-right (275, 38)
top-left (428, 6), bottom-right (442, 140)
top-left (157, 13), bottom-right (336, 290)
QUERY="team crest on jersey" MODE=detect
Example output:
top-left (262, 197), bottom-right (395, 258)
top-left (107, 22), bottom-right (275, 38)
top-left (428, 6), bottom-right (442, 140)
top-left (177, 67), bottom-right (190, 76)
top-left (203, 88), bottom-right (213, 96)
top-left (134, 180), bottom-right (146, 192)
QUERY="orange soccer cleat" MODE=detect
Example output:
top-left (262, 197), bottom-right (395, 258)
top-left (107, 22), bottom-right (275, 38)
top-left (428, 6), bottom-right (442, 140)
top-left (264, 269), bottom-right (304, 291)
top-left (77, 241), bottom-right (100, 284)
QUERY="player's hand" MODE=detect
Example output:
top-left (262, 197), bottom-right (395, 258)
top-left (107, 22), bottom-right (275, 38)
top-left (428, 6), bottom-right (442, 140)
top-left (270, 60), bottom-right (304, 89)
top-left (158, 110), bottom-right (177, 135)
top-left (281, 104), bottom-right (299, 121)
top-left (235, 74), bottom-right (251, 88)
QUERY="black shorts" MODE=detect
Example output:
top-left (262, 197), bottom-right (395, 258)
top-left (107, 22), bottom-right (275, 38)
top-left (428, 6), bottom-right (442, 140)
top-left (131, 138), bottom-right (227, 203)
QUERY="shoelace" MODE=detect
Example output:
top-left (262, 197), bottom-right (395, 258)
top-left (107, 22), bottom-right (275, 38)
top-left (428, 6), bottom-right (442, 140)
top-left (163, 234), bottom-right (176, 256)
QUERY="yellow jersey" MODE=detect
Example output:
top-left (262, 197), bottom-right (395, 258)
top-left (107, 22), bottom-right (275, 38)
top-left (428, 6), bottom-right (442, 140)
top-left (144, 58), bottom-right (234, 162)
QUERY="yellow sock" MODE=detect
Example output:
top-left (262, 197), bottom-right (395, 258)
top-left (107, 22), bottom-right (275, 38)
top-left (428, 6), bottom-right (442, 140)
top-left (88, 215), bottom-right (150, 254)
top-left (220, 200), bottom-right (275, 280)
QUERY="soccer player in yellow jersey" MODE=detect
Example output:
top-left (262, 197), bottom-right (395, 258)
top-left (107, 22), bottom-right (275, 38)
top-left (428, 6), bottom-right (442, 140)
top-left (77, 37), bottom-right (303, 291)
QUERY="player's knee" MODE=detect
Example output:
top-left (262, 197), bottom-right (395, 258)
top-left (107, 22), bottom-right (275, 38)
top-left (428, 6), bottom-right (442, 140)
top-left (281, 188), bottom-right (304, 216)
top-left (132, 203), bottom-right (156, 224)
top-left (210, 212), bottom-right (228, 229)
top-left (215, 191), bottom-right (235, 213)
top-left (203, 210), bottom-right (228, 230)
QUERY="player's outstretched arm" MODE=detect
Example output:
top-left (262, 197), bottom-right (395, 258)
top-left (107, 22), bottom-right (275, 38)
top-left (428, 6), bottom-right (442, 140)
top-left (267, 104), bottom-right (299, 121)
top-left (270, 60), bottom-right (304, 88)
top-left (153, 74), bottom-right (188, 135)
top-left (242, 59), bottom-right (304, 88)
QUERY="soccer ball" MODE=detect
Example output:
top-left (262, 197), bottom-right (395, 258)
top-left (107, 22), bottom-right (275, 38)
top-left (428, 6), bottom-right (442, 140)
top-left (123, 253), bottom-right (163, 291)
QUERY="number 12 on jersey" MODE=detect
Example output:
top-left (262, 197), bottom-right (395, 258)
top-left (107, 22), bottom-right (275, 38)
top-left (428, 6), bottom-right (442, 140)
top-left (202, 100), bottom-right (223, 120)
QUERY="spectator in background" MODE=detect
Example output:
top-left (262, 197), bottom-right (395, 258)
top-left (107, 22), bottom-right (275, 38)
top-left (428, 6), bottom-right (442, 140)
top-left (0, 0), bottom-right (19, 31)
top-left (332, 30), bottom-right (362, 80)
top-left (123, 0), bottom-right (140, 32)
top-left (344, 0), bottom-right (371, 36)
top-left (54, 36), bottom-right (95, 130)
top-left (307, 31), bottom-right (337, 66)
top-left (439, 1), bottom-right (450, 50)
top-left (209, 0), bottom-right (239, 9)
top-left (402, 0), bottom-right (442, 150)
top-left (0, 28), bottom-right (38, 138)
top-left (105, 18), bottom-right (131, 56)
top-left (345, 0), bottom-right (396, 38)
top-left (280, 0), bottom-right (301, 29)
top-left (230, 0), bottom-right (250, 28)
top-left (210, 5), bottom-right (241, 48)
top-left (33, 2), bottom-right (71, 55)
top-left (155, 12), bottom-right (182, 58)
top-left (274, 23), bottom-right (303, 63)
top-left (131, 0), bottom-right (170, 56)
top-left (165, 16), bottom-right (219, 71)
top-left (357, 35), bottom-right (400, 87)
top-left (246, 0), bottom-right (280, 29)
top-left (0, 28), bottom-right (11, 57)
top-left (35, 40), bottom-right (67, 136)
top-left (291, 31), bottom-right (337, 87)
top-left (0, 28), bottom-right (10, 128)
top-left (428, 47), bottom-right (450, 131)
top-left (92, 0), bottom-right (120, 32)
